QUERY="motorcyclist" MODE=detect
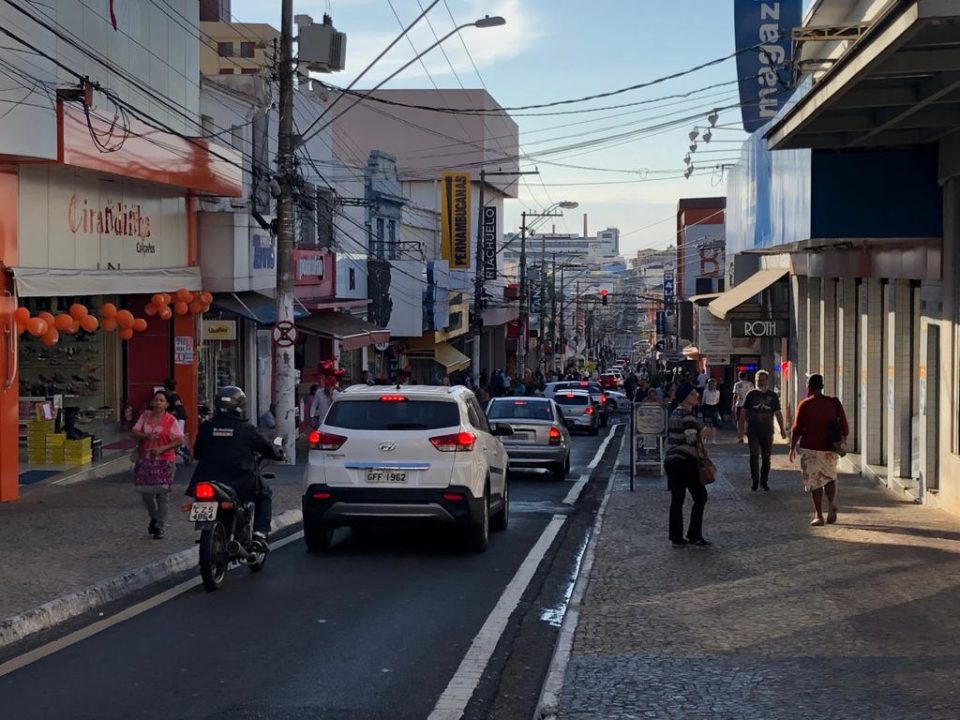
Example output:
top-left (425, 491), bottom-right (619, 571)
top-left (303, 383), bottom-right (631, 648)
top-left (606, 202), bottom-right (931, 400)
top-left (189, 386), bottom-right (284, 552)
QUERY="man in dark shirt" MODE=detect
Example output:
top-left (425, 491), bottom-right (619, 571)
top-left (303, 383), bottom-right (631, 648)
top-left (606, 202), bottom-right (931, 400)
top-left (742, 370), bottom-right (788, 491)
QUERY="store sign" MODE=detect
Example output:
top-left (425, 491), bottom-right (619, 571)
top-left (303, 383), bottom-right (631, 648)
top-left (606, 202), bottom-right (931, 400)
top-left (731, 318), bottom-right (788, 338)
top-left (251, 233), bottom-right (275, 271)
top-left (481, 206), bottom-right (497, 280)
top-left (698, 307), bottom-right (734, 356)
top-left (293, 249), bottom-right (335, 299)
top-left (174, 336), bottom-right (194, 365)
top-left (682, 224), bottom-right (724, 299)
top-left (202, 320), bottom-right (237, 342)
top-left (440, 171), bottom-right (471, 269)
top-left (734, 0), bottom-right (802, 132)
top-left (663, 270), bottom-right (675, 302)
top-left (19, 165), bottom-right (188, 270)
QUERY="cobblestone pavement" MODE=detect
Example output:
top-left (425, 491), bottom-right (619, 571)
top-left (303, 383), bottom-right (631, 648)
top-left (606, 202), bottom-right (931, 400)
top-left (0, 462), bottom-right (303, 622)
top-left (556, 432), bottom-right (960, 720)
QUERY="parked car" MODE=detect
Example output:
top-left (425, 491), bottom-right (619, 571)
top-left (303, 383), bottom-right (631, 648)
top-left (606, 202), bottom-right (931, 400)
top-left (486, 397), bottom-right (571, 481)
top-left (598, 373), bottom-right (620, 390)
top-left (544, 380), bottom-right (611, 427)
top-left (604, 390), bottom-right (632, 411)
top-left (552, 389), bottom-right (599, 436)
top-left (301, 385), bottom-right (513, 553)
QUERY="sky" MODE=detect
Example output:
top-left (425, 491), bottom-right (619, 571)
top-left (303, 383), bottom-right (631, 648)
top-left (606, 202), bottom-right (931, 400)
top-left (231, 0), bottom-right (814, 257)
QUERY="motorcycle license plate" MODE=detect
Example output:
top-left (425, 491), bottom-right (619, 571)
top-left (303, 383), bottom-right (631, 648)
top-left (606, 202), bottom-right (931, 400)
top-left (190, 502), bottom-right (218, 522)
top-left (366, 470), bottom-right (407, 484)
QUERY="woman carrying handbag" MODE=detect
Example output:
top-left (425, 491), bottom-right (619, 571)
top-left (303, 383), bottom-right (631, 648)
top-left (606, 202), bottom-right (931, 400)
top-left (664, 383), bottom-right (714, 548)
top-left (130, 390), bottom-right (183, 539)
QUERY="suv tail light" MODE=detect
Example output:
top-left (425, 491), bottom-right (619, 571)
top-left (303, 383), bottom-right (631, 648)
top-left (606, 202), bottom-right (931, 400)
top-left (379, 395), bottom-right (406, 402)
top-left (309, 431), bottom-right (347, 451)
top-left (584, 405), bottom-right (594, 415)
top-left (194, 482), bottom-right (215, 500)
top-left (549, 427), bottom-right (562, 446)
top-left (599, 393), bottom-right (607, 404)
top-left (430, 431), bottom-right (476, 452)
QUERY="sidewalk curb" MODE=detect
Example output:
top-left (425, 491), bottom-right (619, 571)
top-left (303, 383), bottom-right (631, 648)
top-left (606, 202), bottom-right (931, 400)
top-left (0, 509), bottom-right (303, 650)
top-left (533, 430), bottom-right (626, 720)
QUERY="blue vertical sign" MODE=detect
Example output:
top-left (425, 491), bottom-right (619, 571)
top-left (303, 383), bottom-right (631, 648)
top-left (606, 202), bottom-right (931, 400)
top-left (734, 0), bottom-right (803, 132)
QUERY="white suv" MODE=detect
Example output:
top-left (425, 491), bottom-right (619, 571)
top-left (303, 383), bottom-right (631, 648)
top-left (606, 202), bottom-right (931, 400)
top-left (301, 385), bottom-right (512, 553)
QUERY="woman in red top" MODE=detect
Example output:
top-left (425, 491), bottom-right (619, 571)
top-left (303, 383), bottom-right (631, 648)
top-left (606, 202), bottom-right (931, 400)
top-left (130, 390), bottom-right (184, 539)
top-left (789, 374), bottom-right (849, 526)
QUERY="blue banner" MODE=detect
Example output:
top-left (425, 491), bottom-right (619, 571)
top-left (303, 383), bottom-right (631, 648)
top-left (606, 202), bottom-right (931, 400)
top-left (734, 0), bottom-right (802, 132)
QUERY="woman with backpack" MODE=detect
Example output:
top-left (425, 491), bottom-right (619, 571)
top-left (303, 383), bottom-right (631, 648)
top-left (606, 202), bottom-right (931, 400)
top-left (789, 374), bottom-right (849, 526)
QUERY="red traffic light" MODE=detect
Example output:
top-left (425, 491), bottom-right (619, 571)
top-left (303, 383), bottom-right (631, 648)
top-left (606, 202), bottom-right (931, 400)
top-left (600, 289), bottom-right (608, 296)
top-left (600, 289), bottom-right (609, 305)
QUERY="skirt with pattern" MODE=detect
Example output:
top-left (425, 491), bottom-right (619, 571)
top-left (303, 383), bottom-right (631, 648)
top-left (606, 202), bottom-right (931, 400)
top-left (799, 448), bottom-right (839, 492)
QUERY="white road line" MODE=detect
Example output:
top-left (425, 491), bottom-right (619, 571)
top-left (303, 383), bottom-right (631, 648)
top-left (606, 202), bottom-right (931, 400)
top-left (562, 474), bottom-right (591, 506)
top-left (563, 424), bottom-right (622, 506)
top-left (427, 514), bottom-right (567, 720)
top-left (0, 531), bottom-right (305, 679)
top-left (587, 423), bottom-right (621, 470)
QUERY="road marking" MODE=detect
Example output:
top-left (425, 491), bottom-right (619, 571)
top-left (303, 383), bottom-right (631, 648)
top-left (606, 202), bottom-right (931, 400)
top-left (563, 424), bottom-right (621, 506)
top-left (0, 531), bottom-right (305, 679)
top-left (427, 514), bottom-right (567, 720)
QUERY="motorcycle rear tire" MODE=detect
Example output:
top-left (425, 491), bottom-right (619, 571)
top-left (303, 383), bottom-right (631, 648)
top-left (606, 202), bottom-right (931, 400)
top-left (199, 522), bottom-right (229, 591)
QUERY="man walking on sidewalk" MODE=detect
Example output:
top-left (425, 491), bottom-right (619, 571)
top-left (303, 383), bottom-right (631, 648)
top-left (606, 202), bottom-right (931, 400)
top-left (731, 371), bottom-right (754, 443)
top-left (742, 370), bottom-right (788, 491)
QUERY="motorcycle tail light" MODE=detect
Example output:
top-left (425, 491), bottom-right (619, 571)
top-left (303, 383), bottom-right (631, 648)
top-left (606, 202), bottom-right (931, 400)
top-left (194, 482), bottom-right (215, 500)
top-left (549, 427), bottom-right (562, 445)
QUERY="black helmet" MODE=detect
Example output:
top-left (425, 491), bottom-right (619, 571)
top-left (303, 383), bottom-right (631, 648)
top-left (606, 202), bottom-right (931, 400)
top-left (215, 386), bottom-right (247, 417)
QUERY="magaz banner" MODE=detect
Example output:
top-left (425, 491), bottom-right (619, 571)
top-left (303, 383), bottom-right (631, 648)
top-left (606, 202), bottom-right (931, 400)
top-left (440, 172), bottom-right (471, 269)
top-left (734, 0), bottom-right (802, 132)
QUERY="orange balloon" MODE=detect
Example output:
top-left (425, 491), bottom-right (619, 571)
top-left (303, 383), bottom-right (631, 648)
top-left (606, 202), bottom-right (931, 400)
top-left (133, 318), bottom-right (148, 332)
top-left (54, 314), bottom-right (73, 331)
top-left (16, 320), bottom-right (27, 336)
top-left (100, 303), bottom-right (117, 319)
top-left (174, 301), bottom-right (189, 316)
top-left (27, 317), bottom-right (48, 337)
top-left (160, 293), bottom-right (171, 305)
top-left (159, 306), bottom-right (173, 321)
top-left (144, 303), bottom-right (158, 316)
top-left (201, 303), bottom-right (211, 313)
top-left (188, 300), bottom-right (204, 315)
top-left (200, 292), bottom-right (213, 305)
top-left (175, 288), bottom-right (192, 302)
top-left (14, 307), bottom-right (30, 324)
top-left (80, 315), bottom-right (99, 333)
top-left (69, 303), bottom-right (88, 320)
top-left (41, 329), bottom-right (59, 347)
top-left (38, 311), bottom-right (55, 326)
top-left (116, 310), bottom-right (134, 329)
top-left (101, 316), bottom-right (118, 332)
top-left (151, 294), bottom-right (165, 306)
top-left (66, 319), bottom-right (81, 335)
top-left (119, 328), bottom-right (134, 341)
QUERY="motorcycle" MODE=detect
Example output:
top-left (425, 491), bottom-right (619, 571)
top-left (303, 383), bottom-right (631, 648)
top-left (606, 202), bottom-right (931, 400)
top-left (187, 437), bottom-right (284, 591)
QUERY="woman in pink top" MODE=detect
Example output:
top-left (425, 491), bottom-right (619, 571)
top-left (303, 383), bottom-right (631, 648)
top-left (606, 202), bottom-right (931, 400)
top-left (131, 390), bottom-right (184, 539)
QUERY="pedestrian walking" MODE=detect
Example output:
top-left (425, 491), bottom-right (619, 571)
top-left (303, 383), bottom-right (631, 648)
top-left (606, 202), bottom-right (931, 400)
top-left (664, 382), bottom-right (713, 548)
top-left (700, 377), bottom-right (722, 444)
top-left (789, 373), bottom-right (849, 526)
top-left (164, 378), bottom-right (192, 465)
top-left (731, 371), bottom-right (755, 443)
top-left (130, 389), bottom-right (183, 539)
top-left (311, 376), bottom-right (340, 426)
top-left (742, 370), bottom-right (788, 491)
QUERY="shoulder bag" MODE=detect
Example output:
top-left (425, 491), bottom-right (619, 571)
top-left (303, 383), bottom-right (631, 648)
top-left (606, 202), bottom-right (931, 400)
top-left (826, 398), bottom-right (846, 456)
top-left (697, 440), bottom-right (717, 485)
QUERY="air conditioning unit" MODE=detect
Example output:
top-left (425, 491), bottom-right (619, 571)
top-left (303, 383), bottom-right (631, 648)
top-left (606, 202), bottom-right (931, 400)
top-left (296, 14), bottom-right (346, 73)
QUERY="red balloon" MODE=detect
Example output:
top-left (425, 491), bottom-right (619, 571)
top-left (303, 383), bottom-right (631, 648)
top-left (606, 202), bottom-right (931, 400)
top-left (133, 318), bottom-right (148, 332)
top-left (116, 310), bottom-right (135, 329)
top-left (160, 293), bottom-right (171, 305)
top-left (69, 303), bottom-right (88, 320)
top-left (54, 314), bottom-right (73, 331)
top-left (144, 303), bottom-right (158, 316)
top-left (175, 288), bottom-right (192, 302)
top-left (200, 292), bottom-right (213, 305)
top-left (41, 329), bottom-right (59, 347)
top-left (119, 328), bottom-right (134, 341)
top-left (27, 318), bottom-right (48, 337)
top-left (66, 319), bottom-right (81, 335)
top-left (38, 311), bottom-right (55, 327)
top-left (14, 307), bottom-right (30, 324)
top-left (159, 306), bottom-right (173, 321)
top-left (151, 294), bottom-right (165, 307)
top-left (100, 303), bottom-right (117, 319)
top-left (174, 301), bottom-right (189, 316)
top-left (101, 316), bottom-right (119, 332)
top-left (189, 300), bottom-right (204, 315)
top-left (80, 315), bottom-right (99, 333)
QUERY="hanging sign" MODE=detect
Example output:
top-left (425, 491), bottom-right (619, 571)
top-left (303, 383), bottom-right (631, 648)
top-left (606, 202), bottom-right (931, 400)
top-left (202, 320), bottom-right (237, 341)
top-left (482, 206), bottom-right (498, 280)
top-left (174, 336), bottom-right (194, 365)
top-left (440, 171), bottom-right (471, 269)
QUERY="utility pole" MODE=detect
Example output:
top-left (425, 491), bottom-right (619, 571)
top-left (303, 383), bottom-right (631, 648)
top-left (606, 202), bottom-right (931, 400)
top-left (470, 168), bottom-right (539, 380)
top-left (274, 0), bottom-right (297, 464)
top-left (559, 264), bottom-right (566, 371)
top-left (517, 211), bottom-right (528, 375)
top-left (549, 252), bottom-right (557, 375)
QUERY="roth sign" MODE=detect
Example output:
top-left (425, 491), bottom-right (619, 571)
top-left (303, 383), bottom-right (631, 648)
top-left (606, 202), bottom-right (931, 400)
top-left (731, 318), bottom-right (788, 338)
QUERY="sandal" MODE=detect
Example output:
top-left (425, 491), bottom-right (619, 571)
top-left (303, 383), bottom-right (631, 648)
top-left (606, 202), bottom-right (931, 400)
top-left (827, 505), bottom-right (838, 524)
top-left (810, 517), bottom-right (825, 527)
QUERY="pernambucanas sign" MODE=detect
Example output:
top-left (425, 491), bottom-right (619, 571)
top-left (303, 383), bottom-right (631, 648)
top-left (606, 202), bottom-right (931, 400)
top-left (731, 318), bottom-right (789, 338)
top-left (440, 172), bottom-right (471, 269)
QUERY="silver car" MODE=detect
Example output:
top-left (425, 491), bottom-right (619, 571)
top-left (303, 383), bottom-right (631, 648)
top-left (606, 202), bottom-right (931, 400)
top-left (486, 397), bottom-right (571, 481)
top-left (552, 389), bottom-right (600, 436)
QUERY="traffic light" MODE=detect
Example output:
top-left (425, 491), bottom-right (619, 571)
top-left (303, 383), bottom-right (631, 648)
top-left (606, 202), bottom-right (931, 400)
top-left (600, 289), bottom-right (608, 306)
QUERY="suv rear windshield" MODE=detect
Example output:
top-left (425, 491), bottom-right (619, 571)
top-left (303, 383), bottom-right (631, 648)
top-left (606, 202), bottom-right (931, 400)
top-left (488, 399), bottom-right (554, 420)
top-left (554, 393), bottom-right (589, 406)
top-left (325, 399), bottom-right (460, 430)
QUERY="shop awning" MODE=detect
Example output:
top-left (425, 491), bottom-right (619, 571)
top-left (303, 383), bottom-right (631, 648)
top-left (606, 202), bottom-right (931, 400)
top-left (210, 292), bottom-right (309, 325)
top-left (296, 311), bottom-right (390, 351)
top-left (688, 293), bottom-right (722, 304)
top-left (12, 266), bottom-right (202, 297)
top-left (406, 338), bottom-right (471, 372)
top-left (708, 268), bottom-right (789, 320)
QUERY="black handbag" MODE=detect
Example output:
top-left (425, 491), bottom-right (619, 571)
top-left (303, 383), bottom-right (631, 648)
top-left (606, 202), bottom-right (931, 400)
top-left (826, 398), bottom-right (845, 455)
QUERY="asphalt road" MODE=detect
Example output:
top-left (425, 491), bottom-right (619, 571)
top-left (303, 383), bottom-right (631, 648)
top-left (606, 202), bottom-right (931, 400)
top-left (0, 421), bottom-right (624, 720)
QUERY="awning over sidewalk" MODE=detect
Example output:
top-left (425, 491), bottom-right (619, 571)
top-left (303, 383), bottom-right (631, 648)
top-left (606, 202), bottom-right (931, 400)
top-left (769, 1), bottom-right (960, 150)
top-left (296, 311), bottom-right (390, 351)
top-left (406, 337), bottom-right (471, 372)
top-left (708, 268), bottom-right (789, 320)
top-left (12, 266), bottom-right (202, 297)
top-left (210, 292), bottom-right (309, 325)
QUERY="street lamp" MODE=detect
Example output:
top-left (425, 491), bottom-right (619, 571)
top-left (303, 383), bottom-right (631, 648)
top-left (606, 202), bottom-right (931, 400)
top-left (299, 14), bottom-right (507, 145)
top-left (515, 201), bottom-right (577, 375)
